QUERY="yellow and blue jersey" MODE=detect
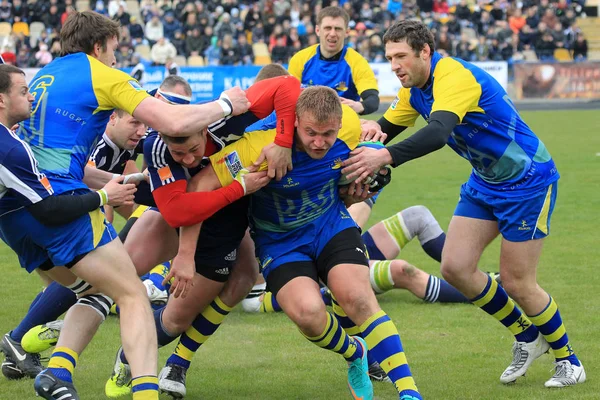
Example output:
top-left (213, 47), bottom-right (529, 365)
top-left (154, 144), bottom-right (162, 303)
top-left (211, 105), bottom-right (373, 232)
top-left (288, 45), bottom-right (378, 102)
top-left (18, 53), bottom-right (149, 194)
top-left (384, 52), bottom-right (559, 197)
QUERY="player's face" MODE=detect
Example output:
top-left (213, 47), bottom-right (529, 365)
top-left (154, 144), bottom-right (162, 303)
top-left (96, 35), bottom-right (119, 67)
top-left (316, 16), bottom-right (348, 56)
top-left (166, 130), bottom-right (208, 169)
top-left (5, 73), bottom-right (34, 124)
top-left (295, 112), bottom-right (341, 159)
top-left (385, 40), bottom-right (431, 88)
top-left (110, 112), bottom-right (146, 150)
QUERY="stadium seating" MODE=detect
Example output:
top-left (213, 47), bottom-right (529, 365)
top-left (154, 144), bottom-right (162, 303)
top-left (187, 55), bottom-right (205, 66)
top-left (254, 55), bottom-right (273, 65)
top-left (12, 22), bottom-right (29, 36)
top-left (75, 0), bottom-right (90, 12)
top-left (0, 22), bottom-right (11, 37)
top-left (173, 55), bottom-right (187, 67)
top-left (135, 44), bottom-right (151, 59)
top-left (554, 48), bottom-right (573, 62)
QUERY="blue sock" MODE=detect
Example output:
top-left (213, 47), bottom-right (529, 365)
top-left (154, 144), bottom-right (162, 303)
top-left (11, 282), bottom-right (77, 342)
top-left (423, 275), bottom-right (469, 303)
top-left (154, 307), bottom-right (179, 347)
top-left (27, 291), bottom-right (44, 312)
top-left (361, 231), bottom-right (386, 260)
top-left (320, 287), bottom-right (332, 307)
top-left (421, 233), bottom-right (445, 262)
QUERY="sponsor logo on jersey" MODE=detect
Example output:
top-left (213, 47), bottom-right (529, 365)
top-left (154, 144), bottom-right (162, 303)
top-left (158, 165), bottom-right (173, 182)
top-left (335, 81), bottom-right (349, 92)
top-left (390, 96), bottom-right (399, 110)
top-left (330, 157), bottom-right (343, 170)
top-left (224, 151), bottom-right (243, 178)
top-left (224, 249), bottom-right (237, 261)
top-left (39, 176), bottom-right (52, 193)
top-left (128, 80), bottom-right (143, 91)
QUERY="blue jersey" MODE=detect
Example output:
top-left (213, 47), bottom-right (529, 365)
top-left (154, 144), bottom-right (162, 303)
top-left (384, 52), bottom-right (559, 196)
top-left (18, 53), bottom-right (149, 194)
top-left (210, 105), bottom-right (369, 232)
top-left (245, 111), bottom-right (277, 133)
top-left (288, 45), bottom-right (378, 101)
top-left (0, 124), bottom-right (53, 216)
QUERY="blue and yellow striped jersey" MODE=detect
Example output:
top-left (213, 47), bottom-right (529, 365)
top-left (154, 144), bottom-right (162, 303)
top-left (18, 53), bottom-right (149, 194)
top-left (211, 105), bottom-right (368, 232)
top-left (384, 52), bottom-right (559, 196)
top-left (288, 45), bottom-right (378, 102)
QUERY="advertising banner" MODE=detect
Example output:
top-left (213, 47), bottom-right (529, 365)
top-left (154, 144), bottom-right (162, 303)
top-left (514, 62), bottom-right (600, 100)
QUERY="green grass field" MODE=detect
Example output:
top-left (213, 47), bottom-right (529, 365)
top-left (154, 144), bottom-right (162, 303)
top-left (1, 110), bottom-right (599, 399)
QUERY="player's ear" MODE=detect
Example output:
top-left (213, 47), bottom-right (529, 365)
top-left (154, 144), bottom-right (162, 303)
top-left (422, 44), bottom-right (431, 60)
top-left (295, 116), bottom-right (299, 128)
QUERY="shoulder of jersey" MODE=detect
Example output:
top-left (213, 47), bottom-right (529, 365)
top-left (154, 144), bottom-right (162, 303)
top-left (292, 44), bottom-right (318, 60)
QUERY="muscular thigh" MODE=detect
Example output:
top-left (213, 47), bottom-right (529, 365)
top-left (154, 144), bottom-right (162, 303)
top-left (125, 209), bottom-right (178, 276)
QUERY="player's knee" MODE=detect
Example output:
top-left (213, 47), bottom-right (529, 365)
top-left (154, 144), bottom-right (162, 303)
top-left (500, 274), bottom-right (537, 302)
top-left (440, 257), bottom-right (464, 285)
top-left (287, 297), bottom-right (326, 332)
top-left (335, 289), bottom-right (377, 322)
top-left (402, 205), bottom-right (443, 242)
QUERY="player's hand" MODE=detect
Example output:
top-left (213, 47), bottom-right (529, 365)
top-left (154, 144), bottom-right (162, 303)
top-left (221, 87), bottom-right (251, 116)
top-left (339, 181), bottom-right (376, 208)
top-left (234, 168), bottom-right (271, 195)
top-left (341, 147), bottom-right (393, 183)
top-left (163, 252), bottom-right (195, 299)
top-left (340, 97), bottom-right (364, 114)
top-left (360, 119), bottom-right (387, 142)
top-left (102, 176), bottom-right (137, 207)
top-left (122, 172), bottom-right (147, 185)
top-left (254, 143), bottom-right (292, 181)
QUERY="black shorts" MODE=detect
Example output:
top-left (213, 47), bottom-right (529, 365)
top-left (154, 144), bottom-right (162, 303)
top-left (193, 197), bottom-right (249, 282)
top-left (266, 227), bottom-right (369, 297)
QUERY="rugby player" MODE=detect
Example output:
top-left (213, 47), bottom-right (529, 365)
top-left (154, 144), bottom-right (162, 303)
top-left (342, 20), bottom-right (585, 388)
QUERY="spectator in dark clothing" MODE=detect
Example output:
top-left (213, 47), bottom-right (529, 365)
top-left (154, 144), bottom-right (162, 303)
top-left (455, 0), bottom-right (471, 21)
top-left (163, 13), bottom-right (182, 41)
top-left (436, 31), bottom-right (453, 55)
top-left (455, 33), bottom-right (475, 61)
top-left (220, 34), bottom-right (238, 65)
top-left (446, 14), bottom-right (462, 37)
top-left (519, 24), bottom-right (537, 50)
top-left (113, 6), bottom-right (131, 27)
top-left (129, 16), bottom-right (145, 45)
top-left (42, 5), bottom-right (62, 31)
top-left (237, 33), bottom-right (254, 65)
top-left (536, 32), bottom-right (557, 60)
top-left (11, 0), bottom-right (28, 23)
top-left (171, 30), bottom-right (186, 56)
top-left (572, 34), bottom-right (588, 60)
top-left (185, 27), bottom-right (206, 57)
top-left (271, 34), bottom-right (292, 64)
top-left (476, 11), bottom-right (495, 36)
top-left (0, 0), bottom-right (11, 22)
top-left (525, 6), bottom-right (540, 29)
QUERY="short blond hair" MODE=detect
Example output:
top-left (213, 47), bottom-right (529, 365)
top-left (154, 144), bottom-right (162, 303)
top-left (296, 86), bottom-right (343, 124)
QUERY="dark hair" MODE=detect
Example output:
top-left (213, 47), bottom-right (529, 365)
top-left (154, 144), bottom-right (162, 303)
top-left (255, 64), bottom-right (289, 82)
top-left (0, 64), bottom-right (25, 95)
top-left (60, 11), bottom-right (121, 56)
top-left (383, 20), bottom-right (435, 54)
top-left (317, 6), bottom-right (349, 27)
top-left (160, 75), bottom-right (192, 96)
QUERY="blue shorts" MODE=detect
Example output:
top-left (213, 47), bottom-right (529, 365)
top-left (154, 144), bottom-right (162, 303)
top-left (0, 205), bottom-right (117, 273)
top-left (454, 182), bottom-right (558, 242)
top-left (252, 205), bottom-right (359, 279)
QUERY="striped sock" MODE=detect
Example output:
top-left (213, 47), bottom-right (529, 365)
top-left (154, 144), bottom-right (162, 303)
top-left (131, 375), bottom-right (159, 400)
top-left (423, 275), bottom-right (469, 303)
top-left (369, 260), bottom-right (395, 294)
top-left (471, 275), bottom-right (539, 343)
top-left (260, 291), bottom-right (282, 312)
top-left (47, 347), bottom-right (78, 383)
top-left (382, 212), bottom-right (411, 249)
top-left (528, 297), bottom-right (580, 366)
top-left (303, 311), bottom-right (363, 362)
top-left (359, 310), bottom-right (421, 399)
top-left (167, 297), bottom-right (232, 369)
top-left (332, 296), bottom-right (379, 366)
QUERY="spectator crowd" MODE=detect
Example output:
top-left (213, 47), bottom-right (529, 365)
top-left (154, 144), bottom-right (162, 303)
top-left (0, 0), bottom-right (592, 69)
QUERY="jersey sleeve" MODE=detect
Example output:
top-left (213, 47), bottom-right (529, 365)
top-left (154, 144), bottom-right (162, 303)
top-left (0, 142), bottom-right (53, 206)
top-left (245, 75), bottom-right (301, 148)
top-left (209, 129), bottom-right (276, 187)
top-left (382, 88), bottom-right (420, 127)
top-left (89, 56), bottom-right (150, 115)
top-left (347, 49), bottom-right (379, 94)
top-left (431, 58), bottom-right (482, 122)
top-left (337, 105), bottom-right (362, 150)
top-left (288, 50), bottom-right (306, 81)
top-left (143, 133), bottom-right (188, 191)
